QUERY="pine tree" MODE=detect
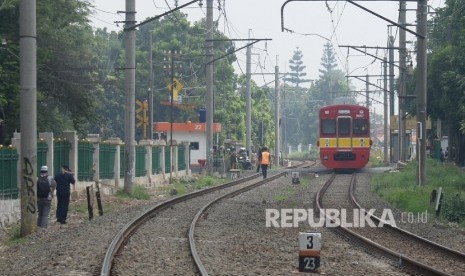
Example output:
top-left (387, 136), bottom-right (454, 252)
top-left (284, 47), bottom-right (311, 87)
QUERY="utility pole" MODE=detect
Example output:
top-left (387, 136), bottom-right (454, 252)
top-left (389, 36), bottom-right (395, 117)
top-left (19, 0), bottom-right (37, 237)
top-left (205, 0), bottom-right (214, 174)
top-left (417, 0), bottom-right (427, 185)
top-left (169, 51), bottom-right (174, 184)
top-left (274, 58), bottom-right (280, 166)
top-left (123, 0), bottom-right (136, 194)
top-left (365, 74), bottom-right (369, 107)
top-left (383, 60), bottom-right (389, 163)
top-left (246, 30), bottom-right (252, 156)
top-left (399, 0), bottom-right (407, 162)
top-left (148, 32), bottom-right (154, 140)
top-left (388, 36), bottom-right (395, 163)
top-left (163, 49), bottom-right (181, 184)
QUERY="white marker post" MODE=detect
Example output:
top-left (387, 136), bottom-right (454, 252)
top-left (298, 232), bottom-right (321, 273)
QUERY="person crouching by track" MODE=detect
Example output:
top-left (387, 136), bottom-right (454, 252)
top-left (260, 146), bottom-right (271, 179)
top-left (54, 165), bottom-right (76, 224)
top-left (37, 166), bottom-right (56, 228)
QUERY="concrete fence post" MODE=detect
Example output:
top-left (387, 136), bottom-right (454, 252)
top-left (39, 132), bottom-right (54, 176)
top-left (87, 134), bottom-right (101, 182)
top-left (106, 138), bottom-right (122, 188)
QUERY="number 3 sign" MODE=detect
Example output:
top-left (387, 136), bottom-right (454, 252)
top-left (298, 232), bottom-right (321, 272)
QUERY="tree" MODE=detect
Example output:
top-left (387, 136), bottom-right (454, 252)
top-left (311, 42), bottom-right (352, 105)
top-left (0, 0), bottom-right (103, 141)
top-left (426, 0), bottom-right (465, 165)
top-left (284, 47), bottom-right (311, 87)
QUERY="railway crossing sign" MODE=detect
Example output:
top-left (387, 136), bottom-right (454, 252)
top-left (298, 232), bottom-right (321, 273)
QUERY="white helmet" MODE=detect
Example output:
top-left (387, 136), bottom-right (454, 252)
top-left (40, 166), bottom-right (48, 172)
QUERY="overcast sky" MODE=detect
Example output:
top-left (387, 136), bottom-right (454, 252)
top-left (89, 0), bottom-right (444, 109)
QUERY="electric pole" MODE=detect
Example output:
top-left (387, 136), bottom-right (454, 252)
top-left (383, 59), bottom-right (389, 163)
top-left (274, 58), bottom-right (281, 166)
top-left (205, 0), bottom-right (214, 174)
top-left (19, 0), bottom-right (37, 237)
top-left (123, 0), bottom-right (136, 194)
top-left (399, 0), bottom-right (407, 162)
top-left (365, 74), bottom-right (369, 108)
top-left (246, 30), bottom-right (252, 156)
top-left (163, 49), bottom-right (182, 184)
top-left (148, 32), bottom-right (154, 140)
top-left (417, 0), bottom-right (427, 185)
top-left (389, 35), bottom-right (395, 162)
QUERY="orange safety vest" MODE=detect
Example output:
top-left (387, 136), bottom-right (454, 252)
top-left (261, 151), bottom-right (270, 165)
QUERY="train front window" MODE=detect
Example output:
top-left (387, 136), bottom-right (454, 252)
top-left (321, 119), bottom-right (336, 135)
top-left (353, 119), bottom-right (368, 135)
top-left (338, 118), bottom-right (351, 136)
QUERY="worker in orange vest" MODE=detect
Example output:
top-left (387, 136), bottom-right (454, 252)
top-left (260, 146), bottom-right (271, 179)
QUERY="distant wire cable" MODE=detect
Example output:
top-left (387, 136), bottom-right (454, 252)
top-left (220, 4), bottom-right (245, 75)
top-left (325, 1), bottom-right (351, 75)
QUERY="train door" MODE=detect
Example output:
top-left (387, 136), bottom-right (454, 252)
top-left (337, 117), bottom-right (352, 149)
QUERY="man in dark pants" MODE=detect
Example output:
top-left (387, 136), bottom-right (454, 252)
top-left (37, 166), bottom-right (56, 228)
top-left (260, 146), bottom-right (270, 179)
top-left (54, 165), bottom-right (75, 224)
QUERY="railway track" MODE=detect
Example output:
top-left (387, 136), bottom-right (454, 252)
top-left (316, 173), bottom-right (465, 276)
top-left (100, 160), bottom-right (312, 275)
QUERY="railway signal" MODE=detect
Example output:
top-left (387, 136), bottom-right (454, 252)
top-left (136, 99), bottom-right (148, 139)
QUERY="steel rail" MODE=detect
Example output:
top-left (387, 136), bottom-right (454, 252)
top-left (315, 173), bottom-right (450, 276)
top-left (189, 172), bottom-right (286, 275)
top-left (349, 174), bottom-right (465, 267)
top-left (99, 173), bottom-right (261, 276)
top-left (101, 160), bottom-right (312, 275)
top-left (189, 160), bottom-right (315, 275)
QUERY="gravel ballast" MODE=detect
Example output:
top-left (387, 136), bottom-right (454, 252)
top-left (0, 169), bottom-right (464, 275)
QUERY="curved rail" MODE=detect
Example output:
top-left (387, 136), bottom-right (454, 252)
top-left (100, 173), bottom-right (261, 276)
top-left (100, 160), bottom-right (314, 275)
top-left (349, 174), bottom-right (465, 261)
top-left (189, 173), bottom-right (285, 275)
top-left (315, 173), bottom-right (451, 276)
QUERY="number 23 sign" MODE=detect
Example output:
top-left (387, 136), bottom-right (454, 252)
top-left (298, 232), bottom-right (321, 273)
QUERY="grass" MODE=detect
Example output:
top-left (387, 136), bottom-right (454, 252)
top-left (368, 147), bottom-right (389, 167)
top-left (273, 175), bottom-right (311, 201)
top-left (116, 186), bottom-right (151, 200)
top-left (273, 187), bottom-right (294, 201)
top-left (372, 157), bottom-right (465, 225)
top-left (5, 225), bottom-right (28, 246)
top-left (286, 149), bottom-right (319, 160)
top-left (195, 176), bottom-right (226, 189)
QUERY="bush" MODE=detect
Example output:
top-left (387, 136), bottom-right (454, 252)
top-left (442, 193), bottom-right (465, 223)
top-left (372, 158), bottom-right (465, 225)
top-left (195, 176), bottom-right (217, 189)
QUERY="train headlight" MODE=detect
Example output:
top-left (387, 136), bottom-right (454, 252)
top-left (323, 155), bottom-right (328, 160)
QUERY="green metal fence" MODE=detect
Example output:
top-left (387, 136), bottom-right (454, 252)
top-left (78, 141), bottom-right (94, 181)
top-left (165, 146), bottom-right (171, 173)
top-left (120, 145), bottom-right (125, 178)
top-left (135, 146), bottom-right (147, 177)
top-left (178, 145), bottom-right (186, 170)
top-left (53, 139), bottom-right (71, 174)
top-left (0, 147), bottom-right (19, 198)
top-left (152, 146), bottom-right (161, 174)
top-left (99, 143), bottom-right (116, 179)
top-left (37, 141), bottom-right (48, 173)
